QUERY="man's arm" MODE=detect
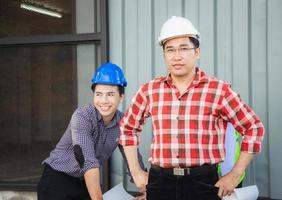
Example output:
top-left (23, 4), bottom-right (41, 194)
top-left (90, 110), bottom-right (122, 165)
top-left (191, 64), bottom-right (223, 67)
top-left (215, 152), bottom-right (254, 198)
top-left (217, 85), bottom-right (264, 197)
top-left (118, 144), bottom-right (146, 182)
top-left (84, 168), bottom-right (102, 200)
top-left (123, 145), bottom-right (148, 193)
top-left (119, 86), bottom-right (149, 194)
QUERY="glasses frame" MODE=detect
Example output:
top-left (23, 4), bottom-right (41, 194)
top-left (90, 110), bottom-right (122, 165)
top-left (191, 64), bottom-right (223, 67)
top-left (164, 45), bottom-right (196, 58)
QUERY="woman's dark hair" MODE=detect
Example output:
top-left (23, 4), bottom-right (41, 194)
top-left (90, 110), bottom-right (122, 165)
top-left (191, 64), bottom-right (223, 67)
top-left (91, 84), bottom-right (125, 96)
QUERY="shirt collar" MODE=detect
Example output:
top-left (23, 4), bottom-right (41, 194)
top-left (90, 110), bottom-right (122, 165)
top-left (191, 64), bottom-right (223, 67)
top-left (162, 67), bottom-right (209, 86)
top-left (192, 67), bottom-right (209, 85)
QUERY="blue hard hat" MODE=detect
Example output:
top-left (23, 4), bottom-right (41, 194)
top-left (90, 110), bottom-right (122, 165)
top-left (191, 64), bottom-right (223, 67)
top-left (91, 62), bottom-right (127, 87)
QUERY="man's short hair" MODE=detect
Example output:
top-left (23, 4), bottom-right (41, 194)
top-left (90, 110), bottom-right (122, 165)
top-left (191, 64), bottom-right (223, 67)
top-left (163, 36), bottom-right (200, 50)
top-left (91, 84), bottom-right (125, 96)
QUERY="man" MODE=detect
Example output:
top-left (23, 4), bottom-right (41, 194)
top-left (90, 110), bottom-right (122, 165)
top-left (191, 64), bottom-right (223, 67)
top-left (119, 16), bottom-right (264, 200)
top-left (37, 63), bottom-right (131, 200)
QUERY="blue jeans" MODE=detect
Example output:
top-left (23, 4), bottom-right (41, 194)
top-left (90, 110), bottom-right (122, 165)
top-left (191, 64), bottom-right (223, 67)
top-left (146, 164), bottom-right (221, 200)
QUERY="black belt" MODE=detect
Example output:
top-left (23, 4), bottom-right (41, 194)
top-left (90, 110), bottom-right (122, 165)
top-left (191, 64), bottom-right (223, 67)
top-left (151, 164), bottom-right (217, 176)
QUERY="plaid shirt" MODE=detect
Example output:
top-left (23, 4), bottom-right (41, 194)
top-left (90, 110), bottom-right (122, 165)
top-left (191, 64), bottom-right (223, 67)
top-left (119, 67), bottom-right (264, 168)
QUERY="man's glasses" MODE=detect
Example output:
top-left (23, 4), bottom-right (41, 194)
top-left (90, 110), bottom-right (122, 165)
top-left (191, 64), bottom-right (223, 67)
top-left (164, 45), bottom-right (195, 57)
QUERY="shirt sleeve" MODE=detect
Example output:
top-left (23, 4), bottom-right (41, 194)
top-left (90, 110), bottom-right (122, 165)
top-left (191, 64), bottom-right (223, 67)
top-left (119, 85), bottom-right (149, 146)
top-left (220, 84), bottom-right (265, 154)
top-left (71, 109), bottom-right (100, 174)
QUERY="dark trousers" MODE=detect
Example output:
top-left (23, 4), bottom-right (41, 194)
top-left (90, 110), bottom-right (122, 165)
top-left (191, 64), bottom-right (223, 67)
top-left (37, 164), bottom-right (91, 200)
top-left (146, 164), bottom-right (221, 200)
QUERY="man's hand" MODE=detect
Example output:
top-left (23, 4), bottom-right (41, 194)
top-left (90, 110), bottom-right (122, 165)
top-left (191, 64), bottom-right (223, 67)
top-left (122, 146), bottom-right (149, 193)
top-left (131, 169), bottom-right (149, 194)
top-left (215, 170), bottom-right (241, 198)
top-left (216, 152), bottom-right (254, 198)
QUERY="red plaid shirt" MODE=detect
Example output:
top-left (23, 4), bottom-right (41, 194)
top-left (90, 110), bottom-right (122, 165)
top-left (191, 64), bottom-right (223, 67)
top-left (119, 68), bottom-right (264, 168)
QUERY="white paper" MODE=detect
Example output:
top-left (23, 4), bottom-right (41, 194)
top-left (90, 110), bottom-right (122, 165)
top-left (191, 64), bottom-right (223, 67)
top-left (103, 182), bottom-right (134, 200)
top-left (223, 185), bottom-right (259, 200)
top-left (223, 193), bottom-right (238, 200)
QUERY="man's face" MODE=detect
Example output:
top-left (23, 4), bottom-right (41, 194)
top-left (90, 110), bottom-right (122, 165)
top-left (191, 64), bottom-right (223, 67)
top-left (93, 84), bottom-right (124, 122)
top-left (163, 37), bottom-right (200, 79)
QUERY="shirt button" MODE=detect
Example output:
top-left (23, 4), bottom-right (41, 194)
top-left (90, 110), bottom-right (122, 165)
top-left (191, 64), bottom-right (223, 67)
top-left (176, 116), bottom-right (179, 120)
top-left (176, 155), bottom-right (179, 158)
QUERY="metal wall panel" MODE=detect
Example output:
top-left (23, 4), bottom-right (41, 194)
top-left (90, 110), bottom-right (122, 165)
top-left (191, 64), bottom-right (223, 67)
top-left (250, 0), bottom-right (269, 196)
top-left (108, 0), bottom-right (124, 187)
top-left (268, 0), bottom-right (282, 199)
top-left (108, 0), bottom-right (282, 198)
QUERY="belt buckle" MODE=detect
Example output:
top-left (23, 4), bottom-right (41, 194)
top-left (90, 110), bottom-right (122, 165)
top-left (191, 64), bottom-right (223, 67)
top-left (173, 167), bottom-right (185, 176)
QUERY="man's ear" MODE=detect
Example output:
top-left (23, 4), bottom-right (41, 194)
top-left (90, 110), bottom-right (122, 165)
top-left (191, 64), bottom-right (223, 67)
top-left (120, 94), bottom-right (125, 103)
top-left (195, 47), bottom-right (201, 59)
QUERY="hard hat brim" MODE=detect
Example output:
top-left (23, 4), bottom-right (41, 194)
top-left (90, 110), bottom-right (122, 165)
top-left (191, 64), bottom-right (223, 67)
top-left (160, 34), bottom-right (199, 46)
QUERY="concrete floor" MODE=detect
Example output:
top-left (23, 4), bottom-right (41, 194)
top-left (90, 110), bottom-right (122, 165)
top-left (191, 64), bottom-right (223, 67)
top-left (0, 191), bottom-right (37, 200)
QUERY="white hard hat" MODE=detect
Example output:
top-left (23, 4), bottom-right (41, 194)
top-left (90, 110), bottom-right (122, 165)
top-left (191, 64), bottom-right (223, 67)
top-left (158, 16), bottom-right (200, 46)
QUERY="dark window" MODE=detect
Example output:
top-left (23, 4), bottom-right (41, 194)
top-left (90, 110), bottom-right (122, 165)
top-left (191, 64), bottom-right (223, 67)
top-left (0, 0), bottom-right (109, 191)
top-left (0, 0), bottom-right (101, 37)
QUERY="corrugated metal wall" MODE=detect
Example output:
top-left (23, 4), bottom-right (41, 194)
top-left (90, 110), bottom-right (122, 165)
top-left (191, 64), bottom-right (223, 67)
top-left (108, 0), bottom-right (282, 198)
